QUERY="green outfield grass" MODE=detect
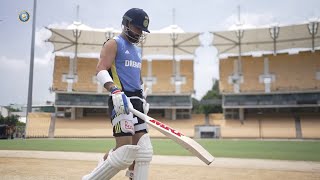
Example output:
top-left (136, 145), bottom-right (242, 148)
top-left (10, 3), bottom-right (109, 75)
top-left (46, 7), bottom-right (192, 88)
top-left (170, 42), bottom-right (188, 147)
top-left (1, 139), bottom-right (320, 161)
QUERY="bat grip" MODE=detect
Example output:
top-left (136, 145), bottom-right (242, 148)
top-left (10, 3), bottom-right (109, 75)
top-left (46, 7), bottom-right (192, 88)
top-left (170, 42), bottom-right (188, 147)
top-left (128, 96), bottom-right (146, 104)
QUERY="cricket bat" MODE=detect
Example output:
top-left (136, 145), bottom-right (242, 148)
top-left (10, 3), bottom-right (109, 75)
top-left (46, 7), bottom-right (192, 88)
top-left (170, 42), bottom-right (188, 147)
top-left (129, 107), bottom-right (215, 165)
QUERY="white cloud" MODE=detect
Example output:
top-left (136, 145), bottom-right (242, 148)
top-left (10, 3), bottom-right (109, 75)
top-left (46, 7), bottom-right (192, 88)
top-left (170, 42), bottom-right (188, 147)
top-left (35, 51), bottom-right (53, 66)
top-left (0, 56), bottom-right (29, 105)
top-left (47, 22), bottom-right (70, 29)
top-left (33, 52), bottom-right (55, 105)
top-left (0, 52), bottom-right (54, 105)
top-left (35, 22), bottom-right (69, 49)
top-left (0, 56), bottom-right (28, 71)
top-left (223, 12), bottom-right (276, 30)
top-left (35, 27), bottom-right (52, 49)
top-left (3, 21), bottom-right (95, 105)
top-left (0, 51), bottom-right (53, 69)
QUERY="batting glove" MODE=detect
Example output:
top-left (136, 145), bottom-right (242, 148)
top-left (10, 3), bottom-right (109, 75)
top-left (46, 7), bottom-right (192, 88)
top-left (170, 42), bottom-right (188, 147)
top-left (111, 87), bottom-right (131, 116)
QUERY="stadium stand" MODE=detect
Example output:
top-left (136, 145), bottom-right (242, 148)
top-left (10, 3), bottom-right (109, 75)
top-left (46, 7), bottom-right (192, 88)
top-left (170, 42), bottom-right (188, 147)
top-left (269, 52), bottom-right (320, 91)
top-left (48, 56), bottom-right (196, 138)
top-left (241, 56), bottom-right (265, 92)
top-left (142, 114), bottom-right (206, 138)
top-left (141, 60), bottom-right (149, 80)
top-left (52, 56), bottom-right (70, 91)
top-left (73, 58), bottom-right (98, 92)
top-left (220, 51), bottom-right (320, 93)
top-left (141, 59), bottom-right (194, 94)
top-left (209, 113), bottom-right (297, 139)
top-left (300, 115), bottom-right (320, 139)
top-left (54, 116), bottom-right (113, 138)
top-left (257, 114), bottom-right (296, 138)
top-left (45, 22), bottom-right (320, 140)
top-left (209, 113), bottom-right (224, 123)
top-left (219, 58), bottom-right (234, 93)
top-left (219, 50), bottom-right (320, 139)
top-left (150, 60), bottom-right (175, 93)
top-left (26, 113), bottom-right (51, 138)
top-left (52, 114), bottom-right (206, 138)
top-left (180, 60), bottom-right (194, 93)
top-left (212, 118), bottom-right (260, 138)
top-left (51, 49), bottom-right (319, 139)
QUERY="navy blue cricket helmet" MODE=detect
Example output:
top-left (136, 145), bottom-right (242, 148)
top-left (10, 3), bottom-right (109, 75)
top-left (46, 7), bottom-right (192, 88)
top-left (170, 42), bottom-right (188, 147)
top-left (122, 8), bottom-right (150, 33)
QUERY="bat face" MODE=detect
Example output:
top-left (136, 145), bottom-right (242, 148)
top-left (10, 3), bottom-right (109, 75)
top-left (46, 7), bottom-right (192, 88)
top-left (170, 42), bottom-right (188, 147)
top-left (149, 119), bottom-right (184, 137)
top-left (148, 117), bottom-right (214, 165)
top-left (129, 107), bottom-right (215, 165)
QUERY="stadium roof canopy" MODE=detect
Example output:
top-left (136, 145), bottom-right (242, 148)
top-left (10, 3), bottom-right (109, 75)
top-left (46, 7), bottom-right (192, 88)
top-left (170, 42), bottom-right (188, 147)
top-left (46, 21), bottom-right (120, 54)
top-left (46, 23), bottom-right (202, 57)
top-left (141, 25), bottom-right (202, 56)
top-left (211, 21), bottom-right (320, 56)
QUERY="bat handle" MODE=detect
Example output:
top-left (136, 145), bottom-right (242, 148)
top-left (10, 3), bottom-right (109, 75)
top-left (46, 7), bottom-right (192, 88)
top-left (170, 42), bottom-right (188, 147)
top-left (128, 96), bottom-right (146, 104)
top-left (143, 88), bottom-right (150, 99)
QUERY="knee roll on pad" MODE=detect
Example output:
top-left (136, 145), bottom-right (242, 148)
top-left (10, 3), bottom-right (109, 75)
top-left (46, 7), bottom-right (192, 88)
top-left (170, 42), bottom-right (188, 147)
top-left (82, 145), bottom-right (139, 180)
top-left (134, 134), bottom-right (153, 180)
top-left (108, 145), bottom-right (140, 170)
top-left (136, 134), bottom-right (153, 162)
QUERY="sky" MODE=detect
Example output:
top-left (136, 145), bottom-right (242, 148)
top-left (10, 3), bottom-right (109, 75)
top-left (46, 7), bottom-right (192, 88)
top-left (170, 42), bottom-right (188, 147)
top-left (0, 0), bottom-right (319, 106)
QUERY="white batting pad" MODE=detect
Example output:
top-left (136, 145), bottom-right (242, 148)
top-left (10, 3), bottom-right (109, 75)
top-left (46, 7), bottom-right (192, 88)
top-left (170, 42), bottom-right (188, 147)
top-left (82, 145), bottom-right (139, 180)
top-left (134, 134), bottom-right (153, 180)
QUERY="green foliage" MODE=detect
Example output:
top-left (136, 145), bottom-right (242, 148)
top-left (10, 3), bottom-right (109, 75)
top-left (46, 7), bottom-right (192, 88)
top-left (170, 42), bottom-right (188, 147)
top-left (0, 114), bottom-right (20, 126)
top-left (200, 81), bottom-right (222, 114)
top-left (16, 121), bottom-right (26, 127)
top-left (191, 98), bottom-right (201, 113)
top-left (193, 80), bottom-right (222, 114)
top-left (0, 114), bottom-right (4, 124)
top-left (7, 107), bottom-right (21, 112)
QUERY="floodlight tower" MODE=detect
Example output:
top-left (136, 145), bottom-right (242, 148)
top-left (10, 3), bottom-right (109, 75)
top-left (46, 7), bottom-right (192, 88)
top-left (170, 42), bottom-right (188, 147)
top-left (27, 0), bottom-right (37, 113)
top-left (308, 20), bottom-right (319, 52)
top-left (26, 0), bottom-right (37, 138)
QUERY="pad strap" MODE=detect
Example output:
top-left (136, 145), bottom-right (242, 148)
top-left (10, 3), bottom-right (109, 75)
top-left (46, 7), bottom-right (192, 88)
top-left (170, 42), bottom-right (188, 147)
top-left (135, 123), bottom-right (148, 132)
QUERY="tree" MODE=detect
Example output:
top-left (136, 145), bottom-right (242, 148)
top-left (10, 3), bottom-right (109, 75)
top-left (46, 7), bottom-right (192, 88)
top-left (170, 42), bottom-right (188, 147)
top-left (0, 114), bottom-right (4, 124)
top-left (0, 115), bottom-right (20, 126)
top-left (8, 115), bottom-right (19, 126)
top-left (193, 80), bottom-right (222, 124)
top-left (7, 107), bottom-right (21, 112)
top-left (200, 80), bottom-right (222, 115)
top-left (192, 79), bottom-right (223, 125)
top-left (192, 98), bottom-right (201, 114)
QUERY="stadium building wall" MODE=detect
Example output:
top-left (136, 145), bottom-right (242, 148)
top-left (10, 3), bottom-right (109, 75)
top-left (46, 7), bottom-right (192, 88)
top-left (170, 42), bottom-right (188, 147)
top-left (219, 50), bottom-right (320, 139)
top-left (52, 56), bottom-right (194, 121)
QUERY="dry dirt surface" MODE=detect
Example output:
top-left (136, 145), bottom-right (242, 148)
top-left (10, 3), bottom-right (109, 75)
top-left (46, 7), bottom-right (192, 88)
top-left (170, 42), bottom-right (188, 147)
top-left (1, 150), bottom-right (320, 180)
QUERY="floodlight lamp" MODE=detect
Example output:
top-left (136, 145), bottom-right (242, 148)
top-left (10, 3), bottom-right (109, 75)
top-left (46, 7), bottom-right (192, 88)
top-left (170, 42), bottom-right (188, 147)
top-left (308, 21), bottom-right (318, 35)
top-left (73, 29), bottom-right (81, 38)
top-left (235, 29), bottom-right (244, 38)
top-left (269, 26), bottom-right (280, 39)
top-left (170, 32), bottom-right (178, 40)
top-left (105, 32), bottom-right (114, 39)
